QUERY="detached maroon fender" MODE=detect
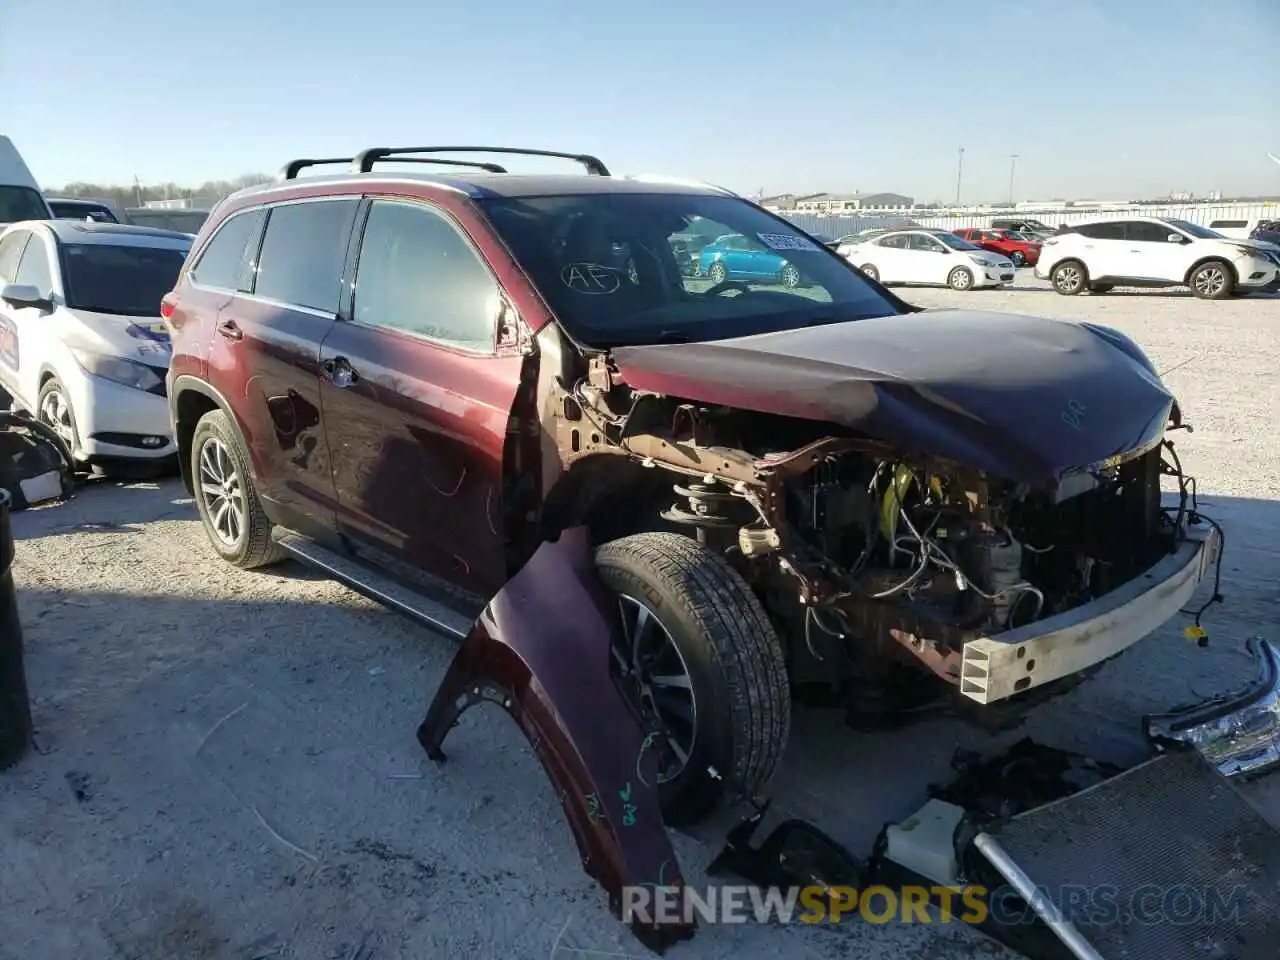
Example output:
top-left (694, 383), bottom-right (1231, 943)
top-left (416, 526), bottom-right (696, 953)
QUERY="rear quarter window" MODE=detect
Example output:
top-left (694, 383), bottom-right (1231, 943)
top-left (189, 208), bottom-right (267, 291)
top-left (253, 199), bottom-right (358, 313)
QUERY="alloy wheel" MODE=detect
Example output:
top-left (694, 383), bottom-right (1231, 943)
top-left (198, 437), bottom-right (246, 547)
top-left (950, 267), bottom-right (973, 290)
top-left (1054, 265), bottom-right (1083, 293)
top-left (612, 594), bottom-right (698, 784)
top-left (1192, 265), bottom-right (1227, 298)
top-left (781, 264), bottom-right (801, 288)
top-left (38, 386), bottom-right (74, 451)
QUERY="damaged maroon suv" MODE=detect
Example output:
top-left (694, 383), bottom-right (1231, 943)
top-left (163, 146), bottom-right (1221, 827)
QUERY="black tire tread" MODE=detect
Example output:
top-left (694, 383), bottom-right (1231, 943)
top-left (596, 532), bottom-right (790, 802)
top-left (192, 410), bottom-right (283, 570)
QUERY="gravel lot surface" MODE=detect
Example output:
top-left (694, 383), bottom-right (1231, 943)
top-left (1, 273), bottom-right (1277, 959)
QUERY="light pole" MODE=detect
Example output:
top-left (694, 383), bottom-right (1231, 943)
top-left (955, 147), bottom-right (965, 206)
top-left (1008, 154), bottom-right (1019, 207)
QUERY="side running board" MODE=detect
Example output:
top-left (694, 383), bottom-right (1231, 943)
top-left (272, 531), bottom-right (475, 639)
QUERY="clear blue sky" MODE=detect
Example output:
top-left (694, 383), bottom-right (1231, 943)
top-left (2, 0), bottom-right (1277, 201)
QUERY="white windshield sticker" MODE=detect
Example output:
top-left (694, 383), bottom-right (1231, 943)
top-left (757, 232), bottom-right (819, 252)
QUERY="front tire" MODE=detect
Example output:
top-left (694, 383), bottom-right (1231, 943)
top-left (595, 532), bottom-right (790, 827)
top-left (191, 410), bottom-right (283, 569)
top-left (1051, 259), bottom-right (1088, 295)
top-left (36, 377), bottom-right (79, 462)
top-left (1009, 251), bottom-right (1026, 267)
top-left (860, 263), bottom-right (880, 282)
top-left (948, 266), bottom-right (975, 291)
top-left (707, 261), bottom-right (728, 285)
top-left (779, 262), bottom-right (802, 288)
top-left (1188, 260), bottom-right (1234, 300)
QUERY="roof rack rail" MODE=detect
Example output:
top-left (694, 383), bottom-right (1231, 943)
top-left (280, 155), bottom-right (512, 181)
top-left (279, 158), bottom-right (355, 181)
top-left (350, 146), bottom-right (610, 177)
top-left (361, 156), bottom-right (509, 174)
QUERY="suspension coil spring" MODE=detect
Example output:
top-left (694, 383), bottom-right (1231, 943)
top-left (660, 482), bottom-right (740, 528)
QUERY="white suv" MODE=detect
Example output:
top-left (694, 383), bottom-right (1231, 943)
top-left (1036, 216), bottom-right (1280, 299)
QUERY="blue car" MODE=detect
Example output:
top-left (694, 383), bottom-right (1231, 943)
top-left (696, 234), bottom-right (804, 287)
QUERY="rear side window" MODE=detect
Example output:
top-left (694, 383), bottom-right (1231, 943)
top-left (352, 199), bottom-right (500, 352)
top-left (254, 199), bottom-right (358, 313)
top-left (1209, 220), bottom-right (1247, 229)
top-left (0, 231), bottom-right (29, 281)
top-left (1076, 222), bottom-right (1125, 240)
top-left (190, 208), bottom-right (266, 291)
top-left (1126, 222), bottom-right (1174, 243)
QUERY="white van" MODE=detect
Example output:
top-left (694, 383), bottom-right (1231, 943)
top-left (0, 136), bottom-right (53, 227)
top-left (1206, 217), bottom-right (1260, 240)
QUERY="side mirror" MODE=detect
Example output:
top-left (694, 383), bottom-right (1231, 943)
top-left (1167, 233), bottom-right (1185, 243)
top-left (0, 283), bottom-right (52, 314)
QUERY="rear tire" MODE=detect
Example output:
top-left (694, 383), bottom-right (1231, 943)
top-left (190, 410), bottom-right (283, 569)
top-left (1188, 260), bottom-right (1234, 300)
top-left (707, 261), bottom-right (728, 285)
top-left (595, 532), bottom-right (790, 827)
top-left (948, 266), bottom-right (975, 291)
top-left (1051, 259), bottom-right (1088, 295)
top-left (779, 262), bottom-right (802, 288)
top-left (1010, 251), bottom-right (1026, 267)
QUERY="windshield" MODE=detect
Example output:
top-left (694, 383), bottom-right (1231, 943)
top-left (60, 243), bottom-right (189, 316)
top-left (0, 186), bottom-right (49, 223)
top-left (478, 193), bottom-right (901, 346)
top-left (1166, 219), bottom-right (1222, 240)
top-left (936, 232), bottom-right (980, 251)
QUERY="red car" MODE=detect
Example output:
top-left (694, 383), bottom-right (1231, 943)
top-left (953, 227), bottom-right (1041, 267)
top-left (162, 144), bottom-right (1212, 831)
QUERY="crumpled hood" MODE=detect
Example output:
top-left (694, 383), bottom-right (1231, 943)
top-left (61, 309), bottom-right (172, 365)
top-left (611, 309), bottom-right (1174, 487)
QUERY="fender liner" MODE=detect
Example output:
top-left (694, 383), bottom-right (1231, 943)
top-left (169, 375), bottom-right (252, 494)
top-left (417, 526), bottom-right (696, 952)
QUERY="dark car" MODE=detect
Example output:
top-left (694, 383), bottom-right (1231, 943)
top-left (990, 217), bottom-right (1055, 241)
top-left (1251, 219), bottom-right (1280, 247)
top-left (163, 145), bottom-right (1217, 828)
top-left (48, 197), bottom-right (122, 223)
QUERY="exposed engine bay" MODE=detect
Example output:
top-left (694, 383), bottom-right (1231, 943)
top-left (536, 352), bottom-right (1200, 714)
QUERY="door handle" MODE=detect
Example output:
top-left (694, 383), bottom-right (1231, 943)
top-left (321, 356), bottom-right (359, 388)
top-left (216, 319), bottom-right (243, 341)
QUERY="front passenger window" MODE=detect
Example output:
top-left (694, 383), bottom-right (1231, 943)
top-left (15, 240), bottom-right (52, 295)
top-left (353, 200), bottom-right (500, 352)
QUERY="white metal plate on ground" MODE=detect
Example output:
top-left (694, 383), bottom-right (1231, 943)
top-left (979, 749), bottom-right (1280, 960)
